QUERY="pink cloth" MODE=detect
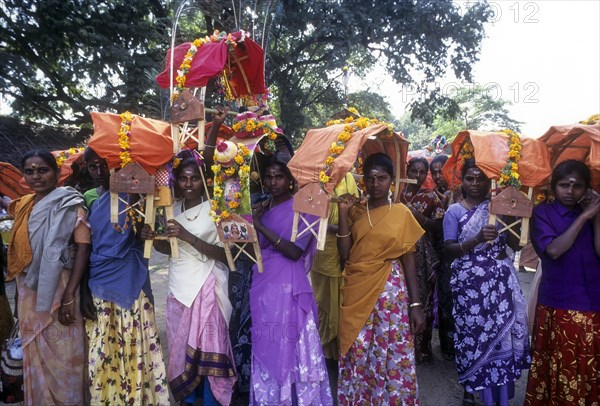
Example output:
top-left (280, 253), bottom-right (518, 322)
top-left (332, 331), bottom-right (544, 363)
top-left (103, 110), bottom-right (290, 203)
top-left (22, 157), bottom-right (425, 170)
top-left (17, 270), bottom-right (85, 405)
top-left (166, 274), bottom-right (236, 404)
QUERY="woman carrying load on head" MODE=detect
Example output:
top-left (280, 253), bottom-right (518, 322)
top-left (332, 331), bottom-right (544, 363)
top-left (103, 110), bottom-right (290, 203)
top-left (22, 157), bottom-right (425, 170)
top-left (8, 149), bottom-right (88, 405)
top-left (525, 159), bottom-right (600, 405)
top-left (249, 154), bottom-right (333, 405)
top-left (443, 160), bottom-right (530, 406)
top-left (310, 171), bottom-right (359, 399)
top-left (141, 152), bottom-right (236, 406)
top-left (400, 156), bottom-right (444, 364)
top-left (81, 147), bottom-right (170, 405)
top-left (337, 152), bottom-right (426, 405)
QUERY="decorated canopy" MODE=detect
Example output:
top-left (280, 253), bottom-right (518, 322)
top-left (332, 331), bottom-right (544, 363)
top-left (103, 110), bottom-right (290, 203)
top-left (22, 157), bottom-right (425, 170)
top-left (155, 31), bottom-right (267, 99)
top-left (442, 130), bottom-right (552, 188)
top-left (288, 123), bottom-right (409, 196)
top-left (538, 123), bottom-right (600, 191)
top-left (88, 112), bottom-right (173, 175)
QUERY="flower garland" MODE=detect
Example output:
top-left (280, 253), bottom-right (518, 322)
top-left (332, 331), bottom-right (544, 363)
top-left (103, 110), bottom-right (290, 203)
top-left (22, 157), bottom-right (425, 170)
top-left (172, 37), bottom-right (209, 102)
top-left (231, 112), bottom-right (279, 153)
top-left (579, 114), bottom-right (600, 125)
top-left (209, 141), bottom-right (252, 224)
top-left (118, 111), bottom-right (133, 168)
top-left (497, 129), bottom-right (523, 188)
top-left (460, 140), bottom-right (474, 160)
top-left (56, 147), bottom-right (84, 168)
top-left (319, 113), bottom-right (393, 188)
top-left (171, 30), bottom-right (239, 103)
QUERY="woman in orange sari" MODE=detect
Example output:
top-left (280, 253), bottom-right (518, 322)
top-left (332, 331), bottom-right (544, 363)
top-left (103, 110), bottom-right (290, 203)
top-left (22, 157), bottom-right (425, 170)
top-left (337, 152), bottom-right (426, 405)
top-left (8, 150), bottom-right (88, 405)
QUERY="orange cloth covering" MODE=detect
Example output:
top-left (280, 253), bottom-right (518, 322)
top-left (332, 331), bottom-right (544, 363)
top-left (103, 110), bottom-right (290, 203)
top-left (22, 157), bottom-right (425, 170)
top-left (88, 112), bottom-right (173, 175)
top-left (538, 124), bottom-right (600, 192)
top-left (442, 130), bottom-right (552, 188)
top-left (6, 194), bottom-right (35, 280)
top-left (288, 124), bottom-right (408, 195)
top-left (339, 203), bottom-right (424, 356)
top-left (0, 162), bottom-right (31, 199)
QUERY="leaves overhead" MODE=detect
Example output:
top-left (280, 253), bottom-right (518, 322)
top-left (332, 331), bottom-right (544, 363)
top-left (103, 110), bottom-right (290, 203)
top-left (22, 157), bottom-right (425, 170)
top-left (1, 0), bottom-right (492, 142)
top-left (1, 0), bottom-right (170, 125)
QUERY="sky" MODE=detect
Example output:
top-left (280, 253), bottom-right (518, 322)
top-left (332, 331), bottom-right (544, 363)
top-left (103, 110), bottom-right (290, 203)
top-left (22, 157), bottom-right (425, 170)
top-left (355, 0), bottom-right (600, 138)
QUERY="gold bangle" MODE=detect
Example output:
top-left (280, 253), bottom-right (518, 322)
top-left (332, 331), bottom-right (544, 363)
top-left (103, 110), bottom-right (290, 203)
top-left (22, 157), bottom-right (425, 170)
top-left (61, 297), bottom-right (76, 306)
top-left (409, 302), bottom-right (422, 308)
top-left (274, 237), bottom-right (282, 246)
top-left (336, 232), bottom-right (351, 238)
top-left (459, 242), bottom-right (467, 255)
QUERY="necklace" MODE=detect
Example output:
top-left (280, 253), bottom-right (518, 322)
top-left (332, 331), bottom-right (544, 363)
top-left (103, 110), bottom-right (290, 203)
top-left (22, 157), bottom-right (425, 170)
top-left (182, 198), bottom-right (203, 222)
top-left (402, 186), bottom-right (421, 206)
top-left (366, 198), bottom-right (392, 228)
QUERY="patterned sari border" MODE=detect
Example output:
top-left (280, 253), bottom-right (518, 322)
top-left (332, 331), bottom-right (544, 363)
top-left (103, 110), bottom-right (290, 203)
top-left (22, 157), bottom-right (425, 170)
top-left (170, 345), bottom-right (236, 401)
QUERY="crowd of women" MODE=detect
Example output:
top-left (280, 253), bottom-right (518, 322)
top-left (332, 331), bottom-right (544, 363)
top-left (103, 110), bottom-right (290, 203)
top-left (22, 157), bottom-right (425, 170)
top-left (2, 114), bottom-right (599, 405)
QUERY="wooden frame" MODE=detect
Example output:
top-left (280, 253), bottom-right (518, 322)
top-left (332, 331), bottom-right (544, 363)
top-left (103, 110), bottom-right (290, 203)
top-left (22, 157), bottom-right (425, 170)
top-left (488, 181), bottom-right (534, 246)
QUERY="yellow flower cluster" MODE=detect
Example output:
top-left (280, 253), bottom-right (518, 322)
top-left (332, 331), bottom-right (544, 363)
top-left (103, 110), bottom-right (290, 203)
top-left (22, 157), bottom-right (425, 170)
top-left (55, 147), bottom-right (85, 168)
top-left (535, 193), bottom-right (546, 205)
top-left (579, 114), bottom-right (600, 125)
top-left (118, 111), bottom-right (134, 168)
top-left (319, 111), bottom-right (392, 188)
top-left (171, 37), bottom-right (211, 102)
top-left (498, 129), bottom-right (523, 188)
top-left (460, 141), bottom-right (474, 160)
top-left (209, 142), bottom-right (252, 224)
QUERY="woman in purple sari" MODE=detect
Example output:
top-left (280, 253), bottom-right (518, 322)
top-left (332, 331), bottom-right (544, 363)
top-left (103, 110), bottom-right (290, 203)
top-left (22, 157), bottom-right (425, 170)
top-left (443, 160), bottom-right (530, 406)
top-left (249, 155), bottom-right (332, 405)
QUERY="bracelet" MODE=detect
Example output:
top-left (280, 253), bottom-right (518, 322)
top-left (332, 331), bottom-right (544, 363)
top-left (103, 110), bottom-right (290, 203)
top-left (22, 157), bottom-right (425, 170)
top-left (459, 242), bottom-right (466, 255)
top-left (204, 144), bottom-right (215, 148)
top-left (61, 297), bottom-right (76, 306)
top-left (409, 302), bottom-right (422, 308)
top-left (336, 232), bottom-right (351, 238)
top-left (274, 237), bottom-right (282, 246)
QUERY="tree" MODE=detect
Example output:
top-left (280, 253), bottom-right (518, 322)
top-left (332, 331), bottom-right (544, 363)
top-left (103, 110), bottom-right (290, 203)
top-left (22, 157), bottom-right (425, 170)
top-left (1, 0), bottom-right (492, 143)
top-left (399, 84), bottom-right (523, 151)
top-left (0, 0), bottom-right (170, 125)
top-left (434, 84), bottom-right (522, 134)
top-left (257, 0), bottom-right (493, 139)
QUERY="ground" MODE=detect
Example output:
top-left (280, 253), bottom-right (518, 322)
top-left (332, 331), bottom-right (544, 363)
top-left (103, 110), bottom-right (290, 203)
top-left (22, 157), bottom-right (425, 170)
top-left (5, 251), bottom-right (535, 405)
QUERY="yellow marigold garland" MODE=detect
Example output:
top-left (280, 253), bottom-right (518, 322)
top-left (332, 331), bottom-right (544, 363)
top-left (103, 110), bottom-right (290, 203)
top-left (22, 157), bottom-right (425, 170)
top-left (118, 111), bottom-right (133, 168)
top-left (171, 37), bottom-right (210, 102)
top-left (497, 129), bottom-right (523, 188)
top-left (171, 30), bottom-right (239, 103)
top-left (460, 140), bottom-right (474, 160)
top-left (56, 147), bottom-right (85, 168)
top-left (320, 109), bottom-right (394, 189)
top-left (579, 114), bottom-right (600, 125)
top-left (209, 142), bottom-right (252, 224)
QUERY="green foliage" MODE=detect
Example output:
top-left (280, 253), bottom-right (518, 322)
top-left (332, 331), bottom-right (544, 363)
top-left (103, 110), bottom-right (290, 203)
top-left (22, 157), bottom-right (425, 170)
top-left (438, 84), bottom-right (522, 132)
top-left (1, 0), bottom-right (492, 143)
top-left (400, 84), bottom-right (522, 151)
top-left (1, 0), bottom-right (170, 125)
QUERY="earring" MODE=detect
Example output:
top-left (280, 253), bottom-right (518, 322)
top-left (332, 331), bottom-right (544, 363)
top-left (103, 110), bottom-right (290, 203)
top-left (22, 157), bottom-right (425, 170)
top-left (289, 182), bottom-right (294, 190)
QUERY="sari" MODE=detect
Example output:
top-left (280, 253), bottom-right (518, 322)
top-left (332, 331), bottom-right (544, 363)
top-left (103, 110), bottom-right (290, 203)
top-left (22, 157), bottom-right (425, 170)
top-left (250, 198), bottom-right (332, 405)
top-left (85, 192), bottom-right (169, 405)
top-left (8, 189), bottom-right (87, 405)
top-left (338, 203), bottom-right (424, 405)
top-left (400, 188), bottom-right (444, 362)
top-left (448, 201), bottom-right (530, 402)
top-left (166, 200), bottom-right (236, 404)
top-left (310, 173), bottom-right (359, 360)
